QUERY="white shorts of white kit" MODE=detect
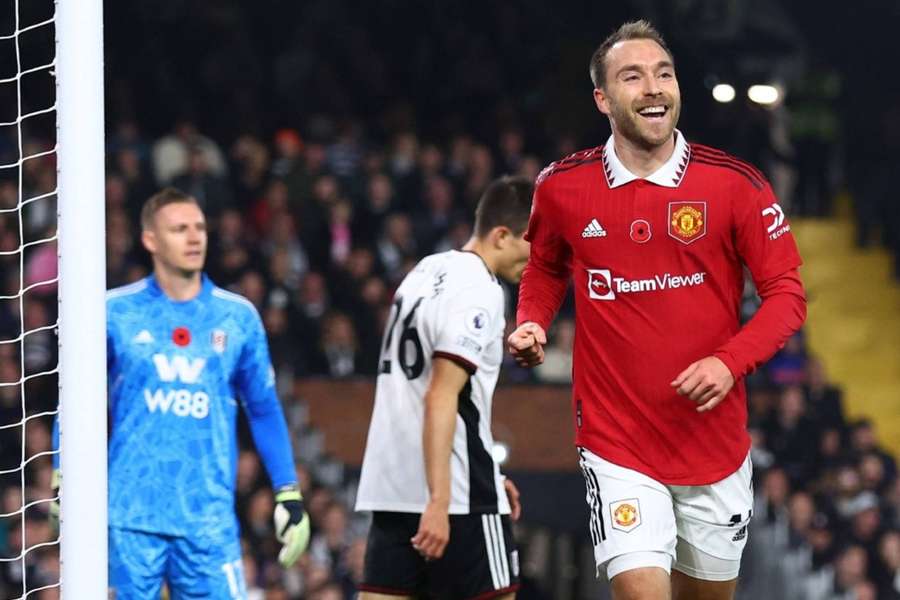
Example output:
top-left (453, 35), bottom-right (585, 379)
top-left (576, 447), bottom-right (753, 583)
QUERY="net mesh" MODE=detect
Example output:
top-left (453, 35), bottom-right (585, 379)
top-left (0, 0), bottom-right (60, 598)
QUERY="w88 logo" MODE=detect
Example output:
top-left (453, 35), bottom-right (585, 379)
top-left (143, 388), bottom-right (210, 419)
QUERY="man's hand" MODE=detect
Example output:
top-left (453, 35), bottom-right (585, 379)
top-left (49, 468), bottom-right (60, 537)
top-left (411, 499), bottom-right (449, 560)
top-left (671, 356), bottom-right (735, 412)
top-left (507, 322), bottom-right (547, 368)
top-left (273, 484), bottom-right (310, 568)
top-left (504, 478), bottom-right (522, 521)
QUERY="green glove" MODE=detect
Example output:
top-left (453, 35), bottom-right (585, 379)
top-left (49, 468), bottom-right (60, 537)
top-left (273, 484), bottom-right (310, 567)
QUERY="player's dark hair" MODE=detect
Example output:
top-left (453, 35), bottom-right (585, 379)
top-left (589, 20), bottom-right (673, 89)
top-left (140, 187), bottom-right (199, 230)
top-left (473, 175), bottom-right (533, 238)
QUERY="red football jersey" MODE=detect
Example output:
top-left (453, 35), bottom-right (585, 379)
top-left (518, 132), bottom-right (806, 485)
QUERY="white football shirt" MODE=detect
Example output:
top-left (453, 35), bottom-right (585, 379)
top-left (355, 250), bottom-right (510, 515)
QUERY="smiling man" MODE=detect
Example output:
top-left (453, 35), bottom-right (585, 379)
top-left (507, 21), bottom-right (807, 600)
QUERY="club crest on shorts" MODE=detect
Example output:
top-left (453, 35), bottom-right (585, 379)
top-left (610, 498), bottom-right (641, 533)
top-left (668, 201), bottom-right (706, 244)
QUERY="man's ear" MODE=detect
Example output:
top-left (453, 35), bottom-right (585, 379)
top-left (141, 229), bottom-right (156, 254)
top-left (593, 87), bottom-right (611, 116)
top-left (492, 226), bottom-right (511, 249)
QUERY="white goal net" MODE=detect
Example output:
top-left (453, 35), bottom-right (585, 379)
top-left (0, 0), bottom-right (105, 598)
top-left (0, 1), bottom-right (61, 598)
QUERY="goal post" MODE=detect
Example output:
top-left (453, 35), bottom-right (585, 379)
top-left (56, 0), bottom-right (107, 596)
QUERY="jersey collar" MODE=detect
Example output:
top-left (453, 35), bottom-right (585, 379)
top-left (459, 250), bottom-right (497, 282)
top-left (601, 129), bottom-right (691, 189)
top-left (146, 272), bottom-right (213, 303)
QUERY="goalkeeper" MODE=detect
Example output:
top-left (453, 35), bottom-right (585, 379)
top-left (54, 187), bottom-right (309, 598)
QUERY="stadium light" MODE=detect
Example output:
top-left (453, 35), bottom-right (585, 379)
top-left (492, 442), bottom-right (510, 465)
top-left (747, 84), bottom-right (781, 106)
top-left (712, 83), bottom-right (736, 103)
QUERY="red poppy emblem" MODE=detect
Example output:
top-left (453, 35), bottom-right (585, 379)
top-left (630, 219), bottom-right (652, 243)
top-left (172, 327), bottom-right (191, 346)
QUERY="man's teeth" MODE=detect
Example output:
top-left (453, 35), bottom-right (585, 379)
top-left (638, 106), bottom-right (666, 115)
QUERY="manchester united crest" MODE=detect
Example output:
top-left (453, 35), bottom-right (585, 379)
top-left (610, 498), bottom-right (642, 532)
top-left (668, 201), bottom-right (707, 244)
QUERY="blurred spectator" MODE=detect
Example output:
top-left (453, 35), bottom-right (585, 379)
top-left (357, 173), bottom-right (395, 245)
top-left (850, 419), bottom-right (898, 486)
top-left (764, 385), bottom-right (818, 484)
top-left (767, 332), bottom-right (808, 386)
top-left (803, 544), bottom-right (870, 600)
top-left (876, 530), bottom-right (900, 598)
top-left (296, 272), bottom-right (330, 322)
top-left (312, 312), bottom-right (362, 378)
top-left (252, 180), bottom-right (291, 235)
top-left (413, 175), bottom-right (462, 255)
top-left (271, 129), bottom-right (304, 179)
top-left (152, 120), bottom-right (227, 185)
top-left (376, 213), bottom-right (416, 284)
top-left (260, 213), bottom-right (310, 287)
top-left (804, 357), bottom-right (845, 432)
top-left (113, 147), bottom-right (156, 222)
top-left (282, 142), bottom-right (328, 216)
top-left (327, 199), bottom-right (354, 267)
top-left (236, 269), bottom-right (268, 310)
top-left (231, 135), bottom-right (272, 208)
top-left (535, 318), bottom-right (574, 384)
top-left (498, 128), bottom-right (526, 173)
top-left (326, 121), bottom-right (364, 179)
top-left (172, 145), bottom-right (235, 220)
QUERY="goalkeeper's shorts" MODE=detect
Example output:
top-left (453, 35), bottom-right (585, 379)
top-left (109, 526), bottom-right (245, 599)
top-left (359, 511), bottom-right (520, 600)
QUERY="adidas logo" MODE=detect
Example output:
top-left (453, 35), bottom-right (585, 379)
top-left (582, 218), bottom-right (607, 238)
top-left (732, 525), bottom-right (747, 542)
top-left (133, 329), bottom-right (154, 344)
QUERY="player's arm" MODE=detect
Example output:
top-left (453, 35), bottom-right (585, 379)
top-left (673, 181), bottom-right (806, 411)
top-left (236, 308), bottom-right (310, 567)
top-left (510, 178), bottom-right (571, 367)
top-left (503, 476), bottom-right (522, 521)
top-left (411, 356), bottom-right (470, 560)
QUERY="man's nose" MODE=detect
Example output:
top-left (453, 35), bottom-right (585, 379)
top-left (643, 77), bottom-right (662, 96)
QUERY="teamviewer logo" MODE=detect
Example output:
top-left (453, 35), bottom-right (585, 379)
top-left (587, 269), bottom-right (615, 300)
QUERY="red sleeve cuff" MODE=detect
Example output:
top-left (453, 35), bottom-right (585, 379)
top-left (713, 350), bottom-right (742, 381)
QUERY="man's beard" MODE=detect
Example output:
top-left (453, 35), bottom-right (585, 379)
top-left (608, 95), bottom-right (680, 151)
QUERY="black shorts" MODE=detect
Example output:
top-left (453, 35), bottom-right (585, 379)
top-left (360, 511), bottom-right (520, 599)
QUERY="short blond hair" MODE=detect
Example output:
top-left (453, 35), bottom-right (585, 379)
top-left (589, 20), bottom-right (673, 89)
top-left (140, 187), bottom-right (199, 230)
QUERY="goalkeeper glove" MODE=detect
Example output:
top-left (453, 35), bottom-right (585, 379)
top-left (49, 468), bottom-right (60, 537)
top-left (273, 484), bottom-right (310, 568)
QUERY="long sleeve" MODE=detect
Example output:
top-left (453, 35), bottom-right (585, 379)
top-left (236, 308), bottom-right (297, 489)
top-left (246, 405), bottom-right (297, 490)
top-left (516, 181), bottom-right (571, 330)
top-left (713, 175), bottom-right (807, 379)
top-left (714, 268), bottom-right (807, 379)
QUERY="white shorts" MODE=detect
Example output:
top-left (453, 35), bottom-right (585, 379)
top-left (577, 447), bottom-right (753, 582)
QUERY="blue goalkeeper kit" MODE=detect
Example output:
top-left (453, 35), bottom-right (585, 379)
top-left (94, 274), bottom-right (297, 598)
top-left (105, 274), bottom-right (296, 536)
